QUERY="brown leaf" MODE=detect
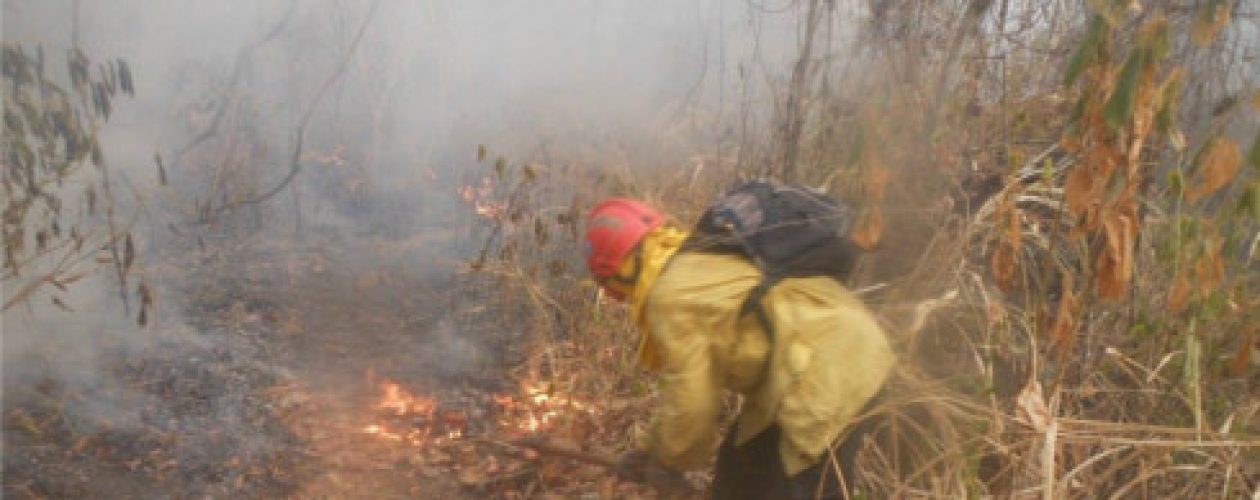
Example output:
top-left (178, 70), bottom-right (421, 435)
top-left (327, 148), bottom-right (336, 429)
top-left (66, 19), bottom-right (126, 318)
top-left (1192, 0), bottom-right (1232, 46)
top-left (1188, 138), bottom-right (1243, 203)
top-left (1094, 211), bottom-right (1136, 299)
top-left (1194, 239), bottom-right (1225, 295)
top-left (1064, 166), bottom-right (1094, 217)
top-left (991, 201), bottom-right (1023, 290)
top-left (991, 243), bottom-right (1017, 291)
top-left (1167, 270), bottom-right (1192, 313)
top-left (1015, 379), bottom-right (1050, 432)
top-left (1049, 273), bottom-right (1078, 352)
top-left (1232, 328), bottom-right (1255, 377)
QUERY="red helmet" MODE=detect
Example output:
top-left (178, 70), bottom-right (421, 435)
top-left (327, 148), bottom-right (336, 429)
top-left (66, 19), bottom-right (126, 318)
top-left (584, 198), bottom-right (665, 279)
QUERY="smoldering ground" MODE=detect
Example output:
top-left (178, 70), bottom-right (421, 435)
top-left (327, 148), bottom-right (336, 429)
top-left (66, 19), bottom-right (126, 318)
top-left (2, 1), bottom-right (817, 497)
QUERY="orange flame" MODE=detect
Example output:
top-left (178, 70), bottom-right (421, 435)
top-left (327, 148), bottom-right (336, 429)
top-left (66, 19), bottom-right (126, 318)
top-left (493, 381), bottom-right (596, 435)
top-left (378, 381), bottom-right (436, 418)
top-left (361, 378), bottom-right (599, 445)
top-left (361, 380), bottom-right (445, 447)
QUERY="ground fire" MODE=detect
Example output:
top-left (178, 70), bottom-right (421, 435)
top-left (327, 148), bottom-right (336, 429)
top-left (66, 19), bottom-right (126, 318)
top-left (361, 378), bottom-right (597, 446)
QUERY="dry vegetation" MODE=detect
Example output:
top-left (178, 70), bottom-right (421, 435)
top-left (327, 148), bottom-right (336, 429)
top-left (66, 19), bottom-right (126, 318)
top-left (463, 1), bottom-right (1260, 498)
top-left (4, 0), bottom-right (1259, 499)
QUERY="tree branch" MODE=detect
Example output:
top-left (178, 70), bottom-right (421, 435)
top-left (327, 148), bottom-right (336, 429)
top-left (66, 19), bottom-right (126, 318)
top-left (224, 0), bottom-right (382, 210)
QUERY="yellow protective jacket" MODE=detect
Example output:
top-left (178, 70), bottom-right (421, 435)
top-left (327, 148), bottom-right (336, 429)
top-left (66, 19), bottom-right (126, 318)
top-left (625, 226), bottom-right (895, 476)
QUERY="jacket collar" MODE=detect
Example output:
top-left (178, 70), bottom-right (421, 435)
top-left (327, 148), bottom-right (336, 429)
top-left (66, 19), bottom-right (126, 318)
top-left (626, 225), bottom-right (688, 369)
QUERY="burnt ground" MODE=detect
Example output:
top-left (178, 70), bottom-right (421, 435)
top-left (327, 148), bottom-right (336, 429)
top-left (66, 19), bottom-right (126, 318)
top-left (2, 218), bottom-right (534, 499)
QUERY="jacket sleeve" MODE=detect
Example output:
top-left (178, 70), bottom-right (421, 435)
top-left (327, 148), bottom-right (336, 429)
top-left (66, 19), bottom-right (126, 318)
top-left (639, 304), bottom-right (722, 471)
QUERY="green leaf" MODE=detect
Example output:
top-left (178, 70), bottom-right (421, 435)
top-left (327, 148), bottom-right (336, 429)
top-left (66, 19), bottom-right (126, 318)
top-left (1237, 184), bottom-right (1257, 218)
top-left (1064, 15), bottom-right (1108, 87)
top-left (1154, 71), bottom-right (1184, 134)
top-left (1184, 330), bottom-right (1200, 381)
top-left (1104, 49), bottom-right (1147, 130)
top-left (1140, 16), bottom-right (1171, 61)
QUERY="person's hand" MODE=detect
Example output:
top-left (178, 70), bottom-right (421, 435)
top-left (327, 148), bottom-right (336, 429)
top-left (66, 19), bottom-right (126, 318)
top-left (615, 450), bottom-right (691, 494)
top-left (614, 449), bottom-right (652, 482)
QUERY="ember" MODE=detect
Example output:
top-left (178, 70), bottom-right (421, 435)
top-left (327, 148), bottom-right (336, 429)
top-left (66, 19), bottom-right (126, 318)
top-left (360, 380), bottom-right (453, 447)
top-left (361, 378), bottom-right (597, 447)
top-left (378, 381), bottom-right (436, 418)
top-left (458, 176), bottom-right (507, 220)
top-left (493, 381), bottom-right (597, 435)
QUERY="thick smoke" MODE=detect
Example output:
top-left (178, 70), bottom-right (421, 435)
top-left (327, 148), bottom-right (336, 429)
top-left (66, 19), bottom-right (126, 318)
top-left (2, 1), bottom-right (819, 495)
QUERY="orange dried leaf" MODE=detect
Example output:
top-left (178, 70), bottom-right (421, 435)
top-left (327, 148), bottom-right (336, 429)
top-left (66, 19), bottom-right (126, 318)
top-left (991, 244), bottom-right (1018, 291)
top-left (1192, 1), bottom-right (1232, 46)
top-left (1049, 274), bottom-right (1078, 352)
top-left (1194, 240), bottom-right (1226, 295)
top-left (1064, 166), bottom-right (1095, 216)
top-left (1188, 138), bottom-right (1243, 203)
top-left (1095, 212), bottom-right (1135, 299)
top-left (1232, 328), bottom-right (1255, 377)
top-left (1167, 270), bottom-right (1192, 313)
top-left (991, 202), bottom-right (1022, 290)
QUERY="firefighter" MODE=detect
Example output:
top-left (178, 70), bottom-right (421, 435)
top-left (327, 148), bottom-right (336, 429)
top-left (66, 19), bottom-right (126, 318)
top-left (584, 197), bottom-right (895, 499)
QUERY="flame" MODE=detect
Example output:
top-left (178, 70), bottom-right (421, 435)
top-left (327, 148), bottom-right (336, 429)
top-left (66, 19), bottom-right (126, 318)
top-left (378, 381), bottom-right (436, 418)
top-left (361, 380), bottom-right (447, 447)
top-left (458, 176), bottom-right (506, 220)
top-left (493, 381), bottom-right (596, 435)
top-left (361, 378), bottom-right (599, 446)
top-left (362, 424), bottom-right (403, 441)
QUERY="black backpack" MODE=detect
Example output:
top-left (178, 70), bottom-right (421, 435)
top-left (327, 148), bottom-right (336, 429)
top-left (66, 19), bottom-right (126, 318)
top-left (681, 179), bottom-right (862, 340)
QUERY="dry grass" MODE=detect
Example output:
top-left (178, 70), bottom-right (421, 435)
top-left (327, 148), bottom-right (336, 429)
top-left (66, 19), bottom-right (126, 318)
top-left (464, 3), bottom-right (1260, 497)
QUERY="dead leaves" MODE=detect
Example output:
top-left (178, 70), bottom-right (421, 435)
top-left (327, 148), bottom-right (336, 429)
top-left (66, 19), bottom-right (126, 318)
top-left (991, 194), bottom-right (1022, 291)
top-left (1094, 208), bottom-right (1138, 299)
top-left (1187, 137), bottom-right (1243, 203)
top-left (1167, 270), bottom-right (1192, 313)
top-left (1049, 272), bottom-right (1080, 352)
top-left (1166, 234), bottom-right (1226, 313)
top-left (1064, 164), bottom-right (1096, 218)
top-left (1015, 378), bottom-right (1051, 432)
top-left (1193, 238), bottom-right (1226, 295)
top-left (1191, 0), bottom-right (1232, 46)
top-left (1232, 327), bottom-right (1256, 377)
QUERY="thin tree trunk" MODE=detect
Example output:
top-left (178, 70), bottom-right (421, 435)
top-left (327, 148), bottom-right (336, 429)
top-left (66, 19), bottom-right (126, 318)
top-left (779, 0), bottom-right (825, 182)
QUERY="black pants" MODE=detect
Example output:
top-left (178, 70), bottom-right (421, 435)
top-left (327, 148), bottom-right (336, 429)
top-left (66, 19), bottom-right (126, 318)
top-left (710, 419), bottom-right (874, 500)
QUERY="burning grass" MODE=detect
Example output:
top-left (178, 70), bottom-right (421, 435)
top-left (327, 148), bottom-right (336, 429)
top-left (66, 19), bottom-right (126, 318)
top-left (352, 374), bottom-right (662, 498)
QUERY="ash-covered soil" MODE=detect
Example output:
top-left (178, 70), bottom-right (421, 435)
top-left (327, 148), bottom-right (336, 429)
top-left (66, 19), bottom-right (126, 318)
top-left (3, 333), bottom-right (309, 498)
top-left (3, 218), bottom-right (523, 499)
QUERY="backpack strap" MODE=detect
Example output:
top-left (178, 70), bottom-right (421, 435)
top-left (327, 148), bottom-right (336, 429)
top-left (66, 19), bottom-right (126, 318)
top-left (740, 273), bottom-right (782, 382)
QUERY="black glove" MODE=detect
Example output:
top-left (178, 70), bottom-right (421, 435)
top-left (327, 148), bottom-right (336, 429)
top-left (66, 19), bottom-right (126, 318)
top-left (614, 449), bottom-right (653, 482)
top-left (615, 450), bottom-right (691, 494)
